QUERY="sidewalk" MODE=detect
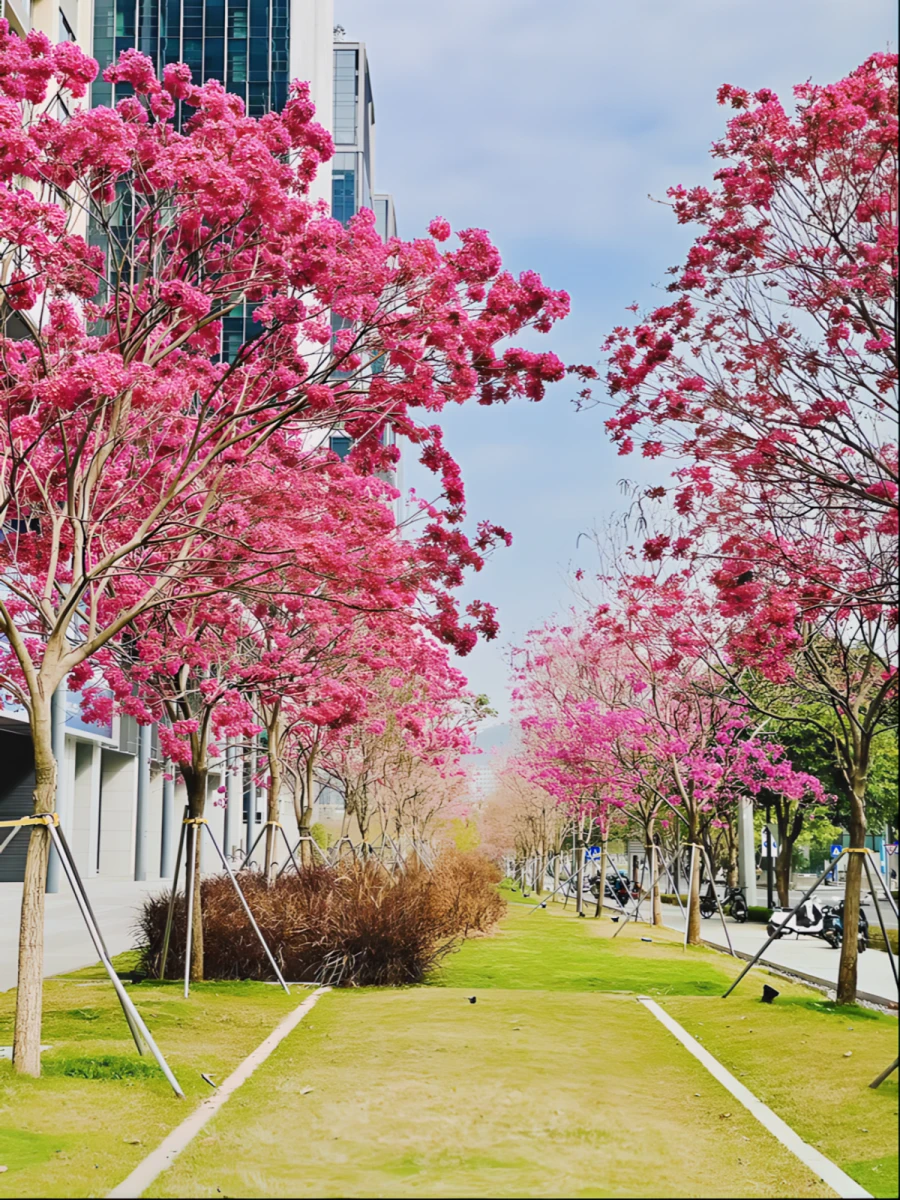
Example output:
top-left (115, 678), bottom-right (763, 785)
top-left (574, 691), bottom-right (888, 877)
top-left (0, 877), bottom-right (169, 992)
top-left (615, 900), bottom-right (899, 1007)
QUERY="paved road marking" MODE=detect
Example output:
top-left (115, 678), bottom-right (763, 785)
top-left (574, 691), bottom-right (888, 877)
top-left (637, 996), bottom-right (871, 1200)
top-left (107, 986), bottom-right (330, 1199)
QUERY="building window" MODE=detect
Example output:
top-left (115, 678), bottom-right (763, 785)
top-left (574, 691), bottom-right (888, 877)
top-left (333, 48), bottom-right (357, 144)
top-left (329, 435), bottom-right (352, 460)
top-left (331, 152), bottom-right (357, 226)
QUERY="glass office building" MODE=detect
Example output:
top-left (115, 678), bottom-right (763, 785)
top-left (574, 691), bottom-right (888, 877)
top-left (91, 0), bottom-right (290, 116)
top-left (331, 39), bottom-right (397, 231)
top-left (91, 0), bottom-right (297, 359)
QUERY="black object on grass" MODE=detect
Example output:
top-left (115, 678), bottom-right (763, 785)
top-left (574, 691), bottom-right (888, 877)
top-left (761, 985), bottom-right (779, 1004)
top-left (201, 1072), bottom-right (218, 1088)
top-left (467, 996), bottom-right (477, 1004)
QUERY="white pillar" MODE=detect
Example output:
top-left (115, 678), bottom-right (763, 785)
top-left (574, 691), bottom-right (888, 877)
top-left (87, 742), bottom-right (102, 877)
top-left (134, 723), bottom-right (151, 880)
top-left (245, 739), bottom-right (257, 857)
top-left (160, 763), bottom-right (176, 878)
top-left (46, 682), bottom-right (69, 893)
top-left (224, 740), bottom-right (241, 859)
top-left (738, 795), bottom-right (758, 906)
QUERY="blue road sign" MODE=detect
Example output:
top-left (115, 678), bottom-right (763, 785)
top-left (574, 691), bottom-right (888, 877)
top-left (831, 843), bottom-right (843, 858)
top-left (585, 847), bottom-right (602, 861)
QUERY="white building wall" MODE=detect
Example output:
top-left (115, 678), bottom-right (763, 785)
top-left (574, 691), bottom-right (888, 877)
top-left (147, 765), bottom-right (164, 880)
top-left (292, 0), bottom-right (333, 212)
top-left (98, 750), bottom-right (137, 879)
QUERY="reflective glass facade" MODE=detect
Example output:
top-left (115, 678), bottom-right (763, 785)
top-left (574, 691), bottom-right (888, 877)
top-left (91, 0), bottom-right (290, 116)
top-left (91, 0), bottom-right (291, 360)
top-left (332, 47), bottom-right (357, 143)
top-left (331, 43), bottom-right (373, 228)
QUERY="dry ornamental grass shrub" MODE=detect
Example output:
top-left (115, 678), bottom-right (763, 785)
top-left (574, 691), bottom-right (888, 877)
top-left (136, 852), bottom-right (504, 987)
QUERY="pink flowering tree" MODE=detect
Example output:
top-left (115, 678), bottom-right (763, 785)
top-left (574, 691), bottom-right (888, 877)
top-left (0, 32), bottom-right (568, 1074)
top-left (512, 589), bottom-right (829, 939)
top-left (321, 637), bottom-right (479, 851)
top-left (587, 55), bottom-right (897, 999)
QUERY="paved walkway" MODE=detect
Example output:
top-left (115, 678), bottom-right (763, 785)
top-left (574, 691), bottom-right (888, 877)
top-left (611, 900), bottom-right (899, 1006)
top-left (0, 877), bottom-right (169, 991)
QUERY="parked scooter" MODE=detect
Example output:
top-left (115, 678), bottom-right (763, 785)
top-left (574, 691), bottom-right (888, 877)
top-left (591, 872), bottom-right (639, 907)
top-left (766, 898), bottom-right (868, 952)
top-left (700, 883), bottom-right (748, 922)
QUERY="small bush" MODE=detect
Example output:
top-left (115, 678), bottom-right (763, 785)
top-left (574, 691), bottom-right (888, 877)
top-left (747, 906), bottom-right (771, 923)
top-left (44, 1054), bottom-right (162, 1081)
top-left (137, 851), bottom-right (504, 988)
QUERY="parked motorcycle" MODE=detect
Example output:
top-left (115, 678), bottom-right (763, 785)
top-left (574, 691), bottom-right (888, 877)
top-left (591, 872), bottom-right (640, 907)
top-left (766, 898), bottom-right (868, 952)
top-left (700, 883), bottom-right (748, 923)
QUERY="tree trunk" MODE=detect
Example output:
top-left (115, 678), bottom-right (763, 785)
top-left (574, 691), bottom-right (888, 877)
top-left (298, 753), bottom-right (316, 868)
top-left (264, 753), bottom-right (282, 881)
top-left (837, 782), bottom-right (867, 1005)
top-left (774, 803), bottom-right (792, 908)
top-left (13, 700), bottom-right (55, 1077)
top-left (686, 816), bottom-right (702, 945)
top-left (726, 836), bottom-right (739, 889)
top-left (647, 837), bottom-right (662, 926)
top-left (186, 769), bottom-right (207, 982)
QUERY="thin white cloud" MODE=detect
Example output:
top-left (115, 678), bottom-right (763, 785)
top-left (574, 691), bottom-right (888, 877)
top-left (335, 0), bottom-right (896, 717)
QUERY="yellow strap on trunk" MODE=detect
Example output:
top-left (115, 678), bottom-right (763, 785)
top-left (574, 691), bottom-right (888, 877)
top-left (0, 813), bottom-right (59, 828)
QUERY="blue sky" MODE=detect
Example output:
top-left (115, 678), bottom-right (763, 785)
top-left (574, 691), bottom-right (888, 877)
top-left (336, 0), bottom-right (896, 723)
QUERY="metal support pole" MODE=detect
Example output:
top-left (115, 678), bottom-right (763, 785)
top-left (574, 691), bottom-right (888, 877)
top-left (658, 852), bottom-right (688, 924)
top-left (862, 855), bottom-right (898, 988)
top-left (723, 851), bottom-right (850, 998)
top-left (279, 825), bottom-right (304, 876)
top-left (183, 823), bottom-right (197, 999)
top-left (47, 821), bottom-right (184, 1098)
top-left (46, 683), bottom-right (68, 894)
top-left (239, 822), bottom-right (268, 872)
top-left (134, 724), bottom-right (151, 881)
top-left (869, 1058), bottom-right (899, 1089)
top-left (700, 845), bottom-right (735, 956)
top-left (527, 859), bottom-right (579, 913)
top-left (53, 820), bottom-right (144, 1055)
top-left (203, 824), bottom-right (290, 993)
top-left (865, 848), bottom-right (899, 918)
top-left (159, 808), bottom-right (188, 980)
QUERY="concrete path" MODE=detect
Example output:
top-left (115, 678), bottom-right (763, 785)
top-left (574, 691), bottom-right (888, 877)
top-left (618, 901), bottom-right (899, 1006)
top-left (0, 877), bottom-right (170, 991)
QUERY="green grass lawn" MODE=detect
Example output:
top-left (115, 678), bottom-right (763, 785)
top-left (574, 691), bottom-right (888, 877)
top-left (147, 987), bottom-right (831, 1199)
top-left (0, 956), bottom-right (299, 1198)
top-left (434, 896), bottom-right (733, 995)
top-left (0, 895), bottom-right (896, 1198)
